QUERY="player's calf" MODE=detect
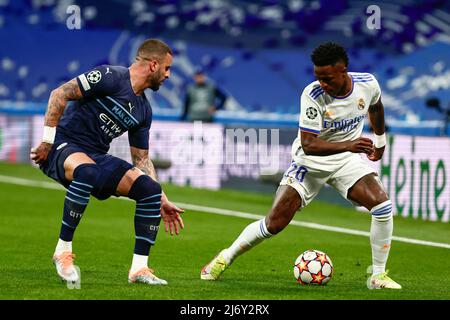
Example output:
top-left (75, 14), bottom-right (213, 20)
top-left (53, 163), bottom-right (100, 282)
top-left (127, 175), bottom-right (163, 280)
top-left (369, 200), bottom-right (396, 286)
top-left (58, 163), bottom-right (101, 243)
top-left (266, 185), bottom-right (302, 234)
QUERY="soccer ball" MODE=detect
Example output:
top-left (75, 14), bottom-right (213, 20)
top-left (293, 249), bottom-right (333, 285)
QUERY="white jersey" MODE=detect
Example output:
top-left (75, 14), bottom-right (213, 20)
top-left (292, 72), bottom-right (381, 162)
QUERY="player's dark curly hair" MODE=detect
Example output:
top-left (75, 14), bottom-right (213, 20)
top-left (311, 42), bottom-right (349, 67)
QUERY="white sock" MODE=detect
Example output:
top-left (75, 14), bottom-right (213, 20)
top-left (222, 218), bottom-right (273, 264)
top-left (130, 254), bottom-right (148, 274)
top-left (54, 238), bottom-right (72, 255)
top-left (370, 200), bottom-right (393, 275)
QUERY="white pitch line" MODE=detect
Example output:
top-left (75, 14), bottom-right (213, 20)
top-left (0, 175), bottom-right (65, 190)
top-left (1, 174), bottom-right (449, 249)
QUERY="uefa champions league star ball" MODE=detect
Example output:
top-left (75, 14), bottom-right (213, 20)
top-left (293, 249), bottom-right (334, 285)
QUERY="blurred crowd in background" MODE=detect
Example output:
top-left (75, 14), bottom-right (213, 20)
top-left (0, 0), bottom-right (449, 135)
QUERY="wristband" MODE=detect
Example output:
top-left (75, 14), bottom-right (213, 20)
top-left (43, 126), bottom-right (56, 144)
top-left (374, 133), bottom-right (386, 148)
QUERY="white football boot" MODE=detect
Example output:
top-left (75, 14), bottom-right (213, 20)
top-left (52, 251), bottom-right (80, 283)
top-left (128, 267), bottom-right (168, 285)
top-left (369, 271), bottom-right (402, 289)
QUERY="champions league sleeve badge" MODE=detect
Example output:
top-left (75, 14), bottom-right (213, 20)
top-left (306, 107), bottom-right (318, 120)
top-left (87, 70), bottom-right (102, 84)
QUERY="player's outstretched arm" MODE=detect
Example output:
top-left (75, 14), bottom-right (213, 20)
top-left (30, 79), bottom-right (83, 165)
top-left (367, 98), bottom-right (386, 161)
top-left (130, 146), bottom-right (159, 180)
top-left (301, 131), bottom-right (374, 156)
top-left (160, 192), bottom-right (185, 235)
top-left (130, 146), bottom-right (185, 235)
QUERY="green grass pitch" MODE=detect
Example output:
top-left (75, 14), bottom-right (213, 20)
top-left (0, 161), bottom-right (449, 300)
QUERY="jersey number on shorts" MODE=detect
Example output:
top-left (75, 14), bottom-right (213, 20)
top-left (285, 163), bottom-right (308, 183)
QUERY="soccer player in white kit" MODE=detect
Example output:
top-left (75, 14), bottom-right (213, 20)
top-left (200, 42), bottom-right (401, 289)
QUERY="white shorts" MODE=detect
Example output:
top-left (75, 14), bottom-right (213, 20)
top-left (279, 153), bottom-right (377, 208)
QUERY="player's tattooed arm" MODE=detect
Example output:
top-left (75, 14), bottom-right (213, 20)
top-left (130, 146), bottom-right (158, 181)
top-left (30, 79), bottom-right (83, 165)
top-left (368, 97), bottom-right (385, 135)
top-left (44, 79), bottom-right (83, 127)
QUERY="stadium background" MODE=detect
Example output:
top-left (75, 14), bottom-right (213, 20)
top-left (0, 0), bottom-right (449, 301)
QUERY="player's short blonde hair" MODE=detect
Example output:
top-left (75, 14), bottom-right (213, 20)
top-left (136, 39), bottom-right (173, 62)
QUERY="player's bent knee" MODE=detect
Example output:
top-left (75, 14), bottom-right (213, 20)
top-left (128, 175), bottom-right (162, 201)
top-left (371, 189), bottom-right (389, 204)
top-left (72, 163), bottom-right (101, 187)
top-left (368, 175), bottom-right (389, 205)
top-left (64, 152), bottom-right (96, 181)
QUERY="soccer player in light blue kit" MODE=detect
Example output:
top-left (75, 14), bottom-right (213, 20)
top-left (30, 39), bottom-right (184, 285)
top-left (201, 42), bottom-right (401, 289)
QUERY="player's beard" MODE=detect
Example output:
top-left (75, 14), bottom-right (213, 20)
top-left (149, 71), bottom-right (165, 91)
